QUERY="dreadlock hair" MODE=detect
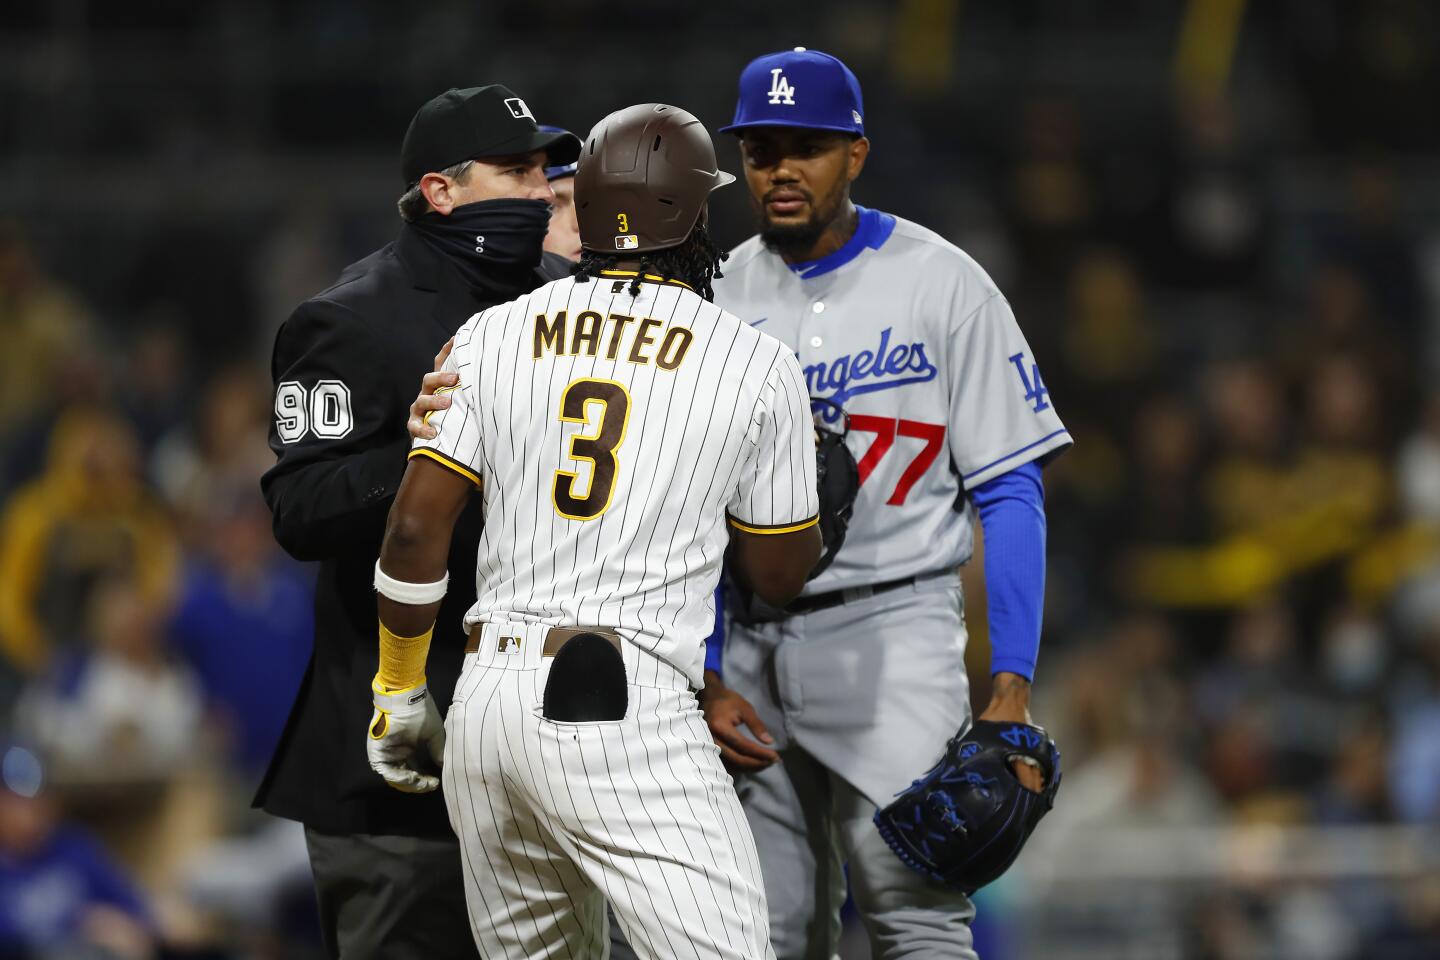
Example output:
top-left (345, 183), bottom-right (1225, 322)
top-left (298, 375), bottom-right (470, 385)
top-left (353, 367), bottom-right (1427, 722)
top-left (572, 221), bottom-right (729, 301)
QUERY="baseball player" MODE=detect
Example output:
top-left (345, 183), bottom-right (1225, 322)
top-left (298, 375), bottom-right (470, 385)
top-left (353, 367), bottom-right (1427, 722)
top-left (367, 103), bottom-right (819, 958)
top-left (539, 124), bottom-right (583, 261)
top-left (699, 49), bottom-right (1072, 958)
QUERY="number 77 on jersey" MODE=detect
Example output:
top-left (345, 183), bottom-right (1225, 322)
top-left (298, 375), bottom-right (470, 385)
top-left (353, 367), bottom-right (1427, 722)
top-left (848, 415), bottom-right (945, 506)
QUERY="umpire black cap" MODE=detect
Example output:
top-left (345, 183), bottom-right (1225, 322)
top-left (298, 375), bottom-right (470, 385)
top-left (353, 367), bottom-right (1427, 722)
top-left (401, 85), bottom-right (582, 186)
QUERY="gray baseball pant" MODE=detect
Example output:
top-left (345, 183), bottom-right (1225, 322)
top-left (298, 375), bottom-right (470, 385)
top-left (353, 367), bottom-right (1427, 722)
top-left (724, 573), bottom-right (978, 960)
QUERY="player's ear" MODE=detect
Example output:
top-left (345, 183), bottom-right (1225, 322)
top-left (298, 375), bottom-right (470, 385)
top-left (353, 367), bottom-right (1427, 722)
top-left (847, 136), bottom-right (870, 181)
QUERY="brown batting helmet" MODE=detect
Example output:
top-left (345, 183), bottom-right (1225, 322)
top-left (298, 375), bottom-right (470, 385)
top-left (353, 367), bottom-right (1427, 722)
top-left (575, 103), bottom-right (735, 255)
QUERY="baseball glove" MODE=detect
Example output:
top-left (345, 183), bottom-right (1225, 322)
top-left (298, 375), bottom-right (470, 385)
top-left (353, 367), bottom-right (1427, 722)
top-left (808, 397), bottom-right (859, 580)
top-left (874, 720), bottom-right (1061, 895)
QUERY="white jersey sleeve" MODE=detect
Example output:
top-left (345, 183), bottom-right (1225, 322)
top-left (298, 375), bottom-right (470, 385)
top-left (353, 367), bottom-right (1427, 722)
top-left (727, 351), bottom-right (820, 533)
top-left (408, 314), bottom-right (486, 485)
top-left (945, 293), bottom-right (1070, 489)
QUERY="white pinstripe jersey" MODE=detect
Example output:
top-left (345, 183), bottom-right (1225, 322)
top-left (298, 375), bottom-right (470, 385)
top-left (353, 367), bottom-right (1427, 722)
top-left (411, 270), bottom-right (819, 686)
top-left (712, 207), bottom-right (1072, 596)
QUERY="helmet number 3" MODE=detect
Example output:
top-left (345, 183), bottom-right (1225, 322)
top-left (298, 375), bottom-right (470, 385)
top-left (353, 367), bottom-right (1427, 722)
top-left (553, 378), bottom-right (631, 520)
top-left (616, 213), bottom-right (629, 233)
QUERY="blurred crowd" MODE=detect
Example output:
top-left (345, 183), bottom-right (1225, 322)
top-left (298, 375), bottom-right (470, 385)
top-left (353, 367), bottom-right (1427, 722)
top-left (975, 97), bottom-right (1440, 960)
top-left (0, 229), bottom-right (317, 957)
top-left (2, 2), bottom-right (1440, 959)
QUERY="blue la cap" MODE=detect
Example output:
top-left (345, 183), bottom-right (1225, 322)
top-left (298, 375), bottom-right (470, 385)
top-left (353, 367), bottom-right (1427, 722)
top-left (538, 125), bottom-right (578, 180)
top-left (719, 47), bottom-right (864, 136)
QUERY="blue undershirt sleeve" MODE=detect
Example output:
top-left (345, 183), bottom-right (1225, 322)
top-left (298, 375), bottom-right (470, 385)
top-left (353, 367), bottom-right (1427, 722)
top-left (704, 583), bottom-right (725, 676)
top-left (969, 460), bottom-right (1047, 681)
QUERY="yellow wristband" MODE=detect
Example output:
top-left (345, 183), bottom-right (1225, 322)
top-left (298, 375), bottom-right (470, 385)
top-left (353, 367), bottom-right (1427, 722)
top-left (377, 622), bottom-right (433, 692)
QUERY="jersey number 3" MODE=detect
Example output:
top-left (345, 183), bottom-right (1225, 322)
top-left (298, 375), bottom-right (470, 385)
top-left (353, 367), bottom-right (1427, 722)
top-left (553, 378), bottom-right (631, 520)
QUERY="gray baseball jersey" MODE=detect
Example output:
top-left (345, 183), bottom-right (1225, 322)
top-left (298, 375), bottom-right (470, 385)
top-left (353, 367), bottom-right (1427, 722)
top-left (712, 206), bottom-right (1071, 595)
top-left (715, 207), bottom-right (1067, 957)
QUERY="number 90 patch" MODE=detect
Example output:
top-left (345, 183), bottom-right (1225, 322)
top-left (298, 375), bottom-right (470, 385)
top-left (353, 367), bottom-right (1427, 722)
top-left (275, 380), bottom-right (354, 443)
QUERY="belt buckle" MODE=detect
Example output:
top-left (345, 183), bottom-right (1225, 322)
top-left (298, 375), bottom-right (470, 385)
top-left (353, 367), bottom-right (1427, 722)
top-left (543, 626), bottom-right (622, 659)
top-left (841, 585), bottom-right (873, 605)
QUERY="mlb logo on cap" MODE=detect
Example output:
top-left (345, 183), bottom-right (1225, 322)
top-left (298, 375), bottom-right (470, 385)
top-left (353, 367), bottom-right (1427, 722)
top-left (720, 47), bottom-right (864, 136)
top-left (504, 97), bottom-right (534, 121)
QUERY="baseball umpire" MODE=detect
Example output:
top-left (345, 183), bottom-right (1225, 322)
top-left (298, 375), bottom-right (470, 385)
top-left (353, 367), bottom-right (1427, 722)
top-left (698, 49), bottom-right (1073, 958)
top-left (256, 84), bottom-right (578, 958)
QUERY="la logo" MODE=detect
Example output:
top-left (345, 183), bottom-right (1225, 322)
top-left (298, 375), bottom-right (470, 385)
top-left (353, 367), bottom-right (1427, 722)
top-left (1008, 352), bottom-right (1051, 413)
top-left (767, 68), bottom-right (796, 106)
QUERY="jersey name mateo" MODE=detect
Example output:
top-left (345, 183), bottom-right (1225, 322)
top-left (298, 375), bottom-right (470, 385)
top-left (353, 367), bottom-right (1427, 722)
top-left (532, 309), bottom-right (694, 370)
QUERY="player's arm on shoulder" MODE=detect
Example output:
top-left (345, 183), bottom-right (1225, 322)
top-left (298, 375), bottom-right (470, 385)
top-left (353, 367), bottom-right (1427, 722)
top-left (406, 337), bottom-right (458, 441)
top-left (404, 327), bottom-right (485, 483)
top-left (261, 297), bottom-right (406, 561)
top-left (726, 351), bottom-right (821, 607)
top-left (410, 313), bottom-right (488, 441)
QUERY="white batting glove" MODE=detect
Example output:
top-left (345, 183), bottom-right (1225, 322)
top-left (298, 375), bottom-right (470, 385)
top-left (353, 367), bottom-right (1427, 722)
top-left (367, 679), bottom-right (446, 793)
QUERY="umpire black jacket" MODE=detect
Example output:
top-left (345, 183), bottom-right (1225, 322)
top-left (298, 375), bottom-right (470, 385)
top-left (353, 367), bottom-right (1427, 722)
top-left (255, 224), bottom-right (569, 837)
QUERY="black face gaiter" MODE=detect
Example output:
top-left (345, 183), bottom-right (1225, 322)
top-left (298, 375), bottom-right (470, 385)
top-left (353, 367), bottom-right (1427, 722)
top-left (411, 198), bottom-right (551, 292)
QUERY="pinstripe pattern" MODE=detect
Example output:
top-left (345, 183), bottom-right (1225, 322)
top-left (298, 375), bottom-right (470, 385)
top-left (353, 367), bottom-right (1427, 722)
top-left (444, 627), bottom-right (776, 958)
top-left (413, 275), bottom-right (818, 688)
top-left (419, 269), bottom-right (808, 957)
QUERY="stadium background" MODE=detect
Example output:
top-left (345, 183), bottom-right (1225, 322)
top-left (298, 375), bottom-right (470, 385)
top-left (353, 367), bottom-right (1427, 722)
top-left (2, 1), bottom-right (1439, 956)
